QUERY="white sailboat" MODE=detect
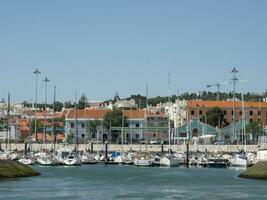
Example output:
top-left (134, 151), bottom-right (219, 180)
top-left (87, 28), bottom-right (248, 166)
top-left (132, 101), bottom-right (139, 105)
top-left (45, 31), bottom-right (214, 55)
top-left (134, 156), bottom-right (153, 167)
top-left (230, 91), bottom-right (251, 167)
top-left (64, 152), bottom-right (82, 166)
top-left (18, 155), bottom-right (36, 165)
top-left (160, 73), bottom-right (179, 167)
top-left (81, 151), bottom-right (97, 164)
top-left (37, 152), bottom-right (58, 166)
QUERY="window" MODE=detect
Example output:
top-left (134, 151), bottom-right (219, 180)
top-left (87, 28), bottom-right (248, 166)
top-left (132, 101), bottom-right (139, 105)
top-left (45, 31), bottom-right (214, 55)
top-left (240, 111), bottom-right (242, 115)
top-left (231, 111), bottom-right (234, 115)
top-left (199, 110), bottom-right (203, 115)
top-left (191, 110), bottom-right (195, 115)
top-left (153, 134), bottom-right (156, 138)
top-left (81, 123), bottom-right (85, 128)
top-left (250, 111), bottom-right (253, 116)
top-left (71, 123), bottom-right (74, 128)
top-left (224, 111), bottom-right (227, 115)
top-left (136, 123), bottom-right (140, 128)
top-left (135, 134), bottom-right (139, 139)
top-left (258, 111), bottom-right (261, 116)
top-left (250, 119), bottom-right (253, 122)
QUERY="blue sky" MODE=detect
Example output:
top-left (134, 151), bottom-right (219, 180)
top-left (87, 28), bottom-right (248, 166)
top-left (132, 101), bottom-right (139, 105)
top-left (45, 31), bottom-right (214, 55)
top-left (1, 0), bottom-right (267, 103)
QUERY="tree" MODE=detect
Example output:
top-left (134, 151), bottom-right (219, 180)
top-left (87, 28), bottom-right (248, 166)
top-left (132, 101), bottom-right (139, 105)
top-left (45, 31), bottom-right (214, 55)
top-left (64, 101), bottom-right (74, 109)
top-left (54, 102), bottom-right (64, 112)
top-left (103, 109), bottom-right (128, 130)
top-left (88, 120), bottom-right (100, 137)
top-left (201, 107), bottom-right (224, 128)
top-left (246, 121), bottom-right (263, 142)
top-left (77, 94), bottom-right (87, 109)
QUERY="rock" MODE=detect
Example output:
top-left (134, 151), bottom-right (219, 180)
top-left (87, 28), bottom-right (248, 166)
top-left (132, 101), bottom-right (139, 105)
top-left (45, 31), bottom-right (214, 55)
top-left (239, 161), bottom-right (267, 180)
top-left (0, 160), bottom-right (40, 179)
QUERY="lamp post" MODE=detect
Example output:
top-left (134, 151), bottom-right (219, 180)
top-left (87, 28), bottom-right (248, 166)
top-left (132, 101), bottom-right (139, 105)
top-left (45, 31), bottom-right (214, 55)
top-left (231, 67), bottom-right (238, 142)
top-left (33, 68), bottom-right (41, 142)
top-left (43, 77), bottom-right (50, 145)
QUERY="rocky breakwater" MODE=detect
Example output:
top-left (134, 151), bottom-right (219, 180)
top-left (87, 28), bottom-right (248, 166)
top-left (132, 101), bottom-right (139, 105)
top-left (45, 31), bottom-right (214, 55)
top-left (0, 160), bottom-right (40, 179)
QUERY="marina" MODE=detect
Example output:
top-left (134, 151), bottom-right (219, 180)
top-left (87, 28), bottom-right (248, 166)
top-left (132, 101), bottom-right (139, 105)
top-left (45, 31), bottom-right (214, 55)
top-left (1, 1), bottom-right (267, 199)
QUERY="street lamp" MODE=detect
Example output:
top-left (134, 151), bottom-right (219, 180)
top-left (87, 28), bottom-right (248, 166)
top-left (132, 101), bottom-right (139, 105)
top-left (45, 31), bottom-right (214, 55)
top-left (33, 68), bottom-right (41, 142)
top-left (231, 67), bottom-right (238, 142)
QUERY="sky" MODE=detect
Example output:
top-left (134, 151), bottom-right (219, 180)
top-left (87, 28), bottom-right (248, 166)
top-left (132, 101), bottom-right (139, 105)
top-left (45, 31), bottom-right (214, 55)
top-left (0, 0), bottom-right (267, 104)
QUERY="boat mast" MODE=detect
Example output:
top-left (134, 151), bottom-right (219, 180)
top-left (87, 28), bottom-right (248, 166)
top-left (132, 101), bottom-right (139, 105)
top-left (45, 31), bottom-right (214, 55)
top-left (241, 91), bottom-right (247, 150)
top-left (29, 99), bottom-right (32, 153)
top-left (6, 93), bottom-right (11, 151)
top-left (130, 107), bottom-right (133, 153)
top-left (43, 77), bottom-right (50, 151)
top-left (121, 107), bottom-right (124, 153)
top-left (52, 85), bottom-right (56, 151)
top-left (168, 73), bottom-right (171, 154)
top-left (75, 92), bottom-right (78, 151)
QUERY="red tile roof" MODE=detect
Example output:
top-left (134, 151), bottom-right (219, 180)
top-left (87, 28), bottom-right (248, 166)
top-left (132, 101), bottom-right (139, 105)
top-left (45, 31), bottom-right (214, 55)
top-left (66, 109), bottom-right (166, 120)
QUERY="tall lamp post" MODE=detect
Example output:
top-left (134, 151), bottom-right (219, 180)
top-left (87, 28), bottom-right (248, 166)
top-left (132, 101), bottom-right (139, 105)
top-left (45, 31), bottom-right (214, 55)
top-left (33, 68), bottom-right (41, 142)
top-left (231, 67), bottom-right (238, 142)
top-left (43, 77), bottom-right (50, 145)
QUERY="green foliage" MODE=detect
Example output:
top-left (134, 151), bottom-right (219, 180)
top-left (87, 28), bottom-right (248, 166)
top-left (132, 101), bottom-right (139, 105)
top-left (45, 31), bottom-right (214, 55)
top-left (103, 109), bottom-right (128, 130)
top-left (246, 121), bottom-right (263, 135)
top-left (88, 120), bottom-right (100, 134)
top-left (201, 107), bottom-right (224, 128)
top-left (77, 94), bottom-right (87, 109)
top-left (0, 118), bottom-right (7, 131)
top-left (64, 101), bottom-right (74, 109)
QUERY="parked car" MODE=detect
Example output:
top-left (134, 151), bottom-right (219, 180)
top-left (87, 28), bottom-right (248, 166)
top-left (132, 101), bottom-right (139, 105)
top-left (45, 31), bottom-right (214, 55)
top-left (91, 139), bottom-right (102, 144)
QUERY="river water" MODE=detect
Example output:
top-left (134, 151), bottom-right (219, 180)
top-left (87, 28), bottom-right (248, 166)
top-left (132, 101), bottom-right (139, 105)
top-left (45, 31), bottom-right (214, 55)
top-left (1, 165), bottom-right (267, 200)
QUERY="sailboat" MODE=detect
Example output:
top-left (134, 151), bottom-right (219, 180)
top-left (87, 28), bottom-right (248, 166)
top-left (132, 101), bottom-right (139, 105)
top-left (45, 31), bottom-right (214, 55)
top-left (18, 155), bottom-right (36, 165)
top-left (37, 82), bottom-right (58, 166)
top-left (230, 91), bottom-right (254, 167)
top-left (64, 92), bottom-right (82, 166)
top-left (37, 152), bottom-right (58, 166)
top-left (64, 151), bottom-right (82, 166)
top-left (160, 73), bottom-right (179, 167)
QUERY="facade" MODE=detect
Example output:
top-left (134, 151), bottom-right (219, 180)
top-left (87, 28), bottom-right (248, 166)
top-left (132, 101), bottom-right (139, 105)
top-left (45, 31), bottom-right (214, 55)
top-left (162, 100), bottom-right (187, 128)
top-left (65, 109), bottom-right (168, 144)
top-left (187, 100), bottom-right (267, 127)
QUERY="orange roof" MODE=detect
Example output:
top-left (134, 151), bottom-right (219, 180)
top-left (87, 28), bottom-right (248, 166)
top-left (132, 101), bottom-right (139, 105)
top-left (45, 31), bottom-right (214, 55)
top-left (188, 100), bottom-right (267, 108)
top-left (66, 109), bottom-right (166, 120)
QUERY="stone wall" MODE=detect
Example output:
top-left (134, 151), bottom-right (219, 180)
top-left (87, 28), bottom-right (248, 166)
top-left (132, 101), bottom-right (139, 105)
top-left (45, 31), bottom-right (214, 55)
top-left (1, 143), bottom-right (258, 153)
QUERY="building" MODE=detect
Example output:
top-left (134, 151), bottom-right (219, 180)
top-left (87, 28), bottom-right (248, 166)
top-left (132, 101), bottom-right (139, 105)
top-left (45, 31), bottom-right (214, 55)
top-left (65, 108), bottom-right (168, 144)
top-left (186, 100), bottom-right (267, 142)
top-left (187, 100), bottom-right (267, 127)
top-left (161, 100), bottom-right (187, 128)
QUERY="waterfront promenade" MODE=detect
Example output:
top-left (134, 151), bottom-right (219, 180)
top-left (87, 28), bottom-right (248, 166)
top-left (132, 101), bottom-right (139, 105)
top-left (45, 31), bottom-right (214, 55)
top-left (1, 143), bottom-right (258, 153)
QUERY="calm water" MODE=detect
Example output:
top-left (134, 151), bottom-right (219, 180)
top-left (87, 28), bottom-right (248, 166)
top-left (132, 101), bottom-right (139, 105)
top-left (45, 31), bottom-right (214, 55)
top-left (1, 165), bottom-right (267, 200)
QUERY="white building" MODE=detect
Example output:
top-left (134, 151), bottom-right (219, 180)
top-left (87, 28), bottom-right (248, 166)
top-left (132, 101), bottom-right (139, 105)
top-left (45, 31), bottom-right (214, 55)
top-left (156, 99), bottom-right (187, 128)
